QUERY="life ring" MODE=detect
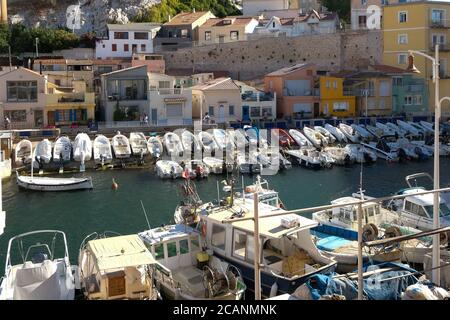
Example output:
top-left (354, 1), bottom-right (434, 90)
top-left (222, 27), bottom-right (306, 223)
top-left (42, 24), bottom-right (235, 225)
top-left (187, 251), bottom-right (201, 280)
top-left (201, 222), bottom-right (207, 237)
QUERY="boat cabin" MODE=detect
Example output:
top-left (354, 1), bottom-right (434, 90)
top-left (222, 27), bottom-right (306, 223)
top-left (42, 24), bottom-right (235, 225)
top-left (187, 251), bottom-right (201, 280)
top-left (79, 235), bottom-right (157, 300)
top-left (239, 177), bottom-right (281, 208)
top-left (329, 197), bottom-right (385, 229)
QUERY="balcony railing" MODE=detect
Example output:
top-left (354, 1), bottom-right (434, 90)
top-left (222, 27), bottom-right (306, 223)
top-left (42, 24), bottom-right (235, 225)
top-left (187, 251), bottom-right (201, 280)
top-left (241, 92), bottom-right (274, 102)
top-left (430, 20), bottom-right (448, 28)
top-left (283, 88), bottom-right (319, 97)
top-left (47, 92), bottom-right (95, 104)
top-left (149, 88), bottom-right (184, 95)
top-left (430, 43), bottom-right (450, 51)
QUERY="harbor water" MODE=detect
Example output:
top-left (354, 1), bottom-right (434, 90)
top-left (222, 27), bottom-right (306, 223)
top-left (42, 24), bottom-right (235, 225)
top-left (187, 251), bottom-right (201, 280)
top-left (1, 160), bottom-right (450, 270)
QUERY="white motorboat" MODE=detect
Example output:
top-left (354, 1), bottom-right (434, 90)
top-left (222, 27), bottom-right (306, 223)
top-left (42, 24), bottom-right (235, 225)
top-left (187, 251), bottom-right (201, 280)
top-left (391, 138), bottom-right (431, 160)
top-left (409, 122), bottom-right (430, 136)
top-left (324, 147), bottom-right (353, 166)
top-left (53, 136), bottom-right (72, 163)
top-left (339, 123), bottom-right (359, 143)
top-left (397, 120), bottom-right (423, 138)
top-left (351, 124), bottom-right (372, 141)
top-left (375, 122), bottom-right (397, 136)
top-left (365, 124), bottom-right (385, 139)
top-left (78, 233), bottom-right (158, 300)
top-left (289, 129), bottom-right (312, 148)
top-left (285, 148), bottom-right (323, 169)
top-left (111, 133), bottom-right (132, 159)
top-left (155, 160), bottom-right (183, 179)
top-left (386, 122), bottom-right (407, 137)
top-left (419, 121), bottom-right (434, 133)
top-left (16, 173), bottom-right (93, 191)
top-left (163, 132), bottom-right (184, 158)
top-left (262, 149), bottom-right (292, 171)
top-left (33, 139), bottom-right (52, 167)
top-left (362, 141), bottom-right (399, 162)
top-left (324, 124), bottom-right (347, 143)
top-left (130, 132), bottom-right (149, 157)
top-left (198, 131), bottom-right (219, 155)
top-left (236, 153), bottom-right (262, 174)
top-left (314, 126), bottom-right (336, 144)
top-left (73, 133), bottom-right (92, 172)
top-left (14, 139), bottom-right (32, 167)
top-left (139, 225), bottom-right (246, 300)
top-left (203, 157), bottom-right (229, 174)
top-left (184, 159), bottom-right (210, 179)
top-left (303, 127), bottom-right (327, 148)
top-left (147, 136), bottom-right (163, 159)
top-left (244, 126), bottom-right (269, 149)
top-left (411, 139), bottom-right (450, 156)
top-left (344, 144), bottom-right (377, 163)
top-left (228, 129), bottom-right (248, 150)
top-left (0, 230), bottom-right (77, 300)
top-left (212, 129), bottom-right (235, 151)
top-left (93, 135), bottom-right (113, 165)
top-left (181, 130), bottom-right (202, 155)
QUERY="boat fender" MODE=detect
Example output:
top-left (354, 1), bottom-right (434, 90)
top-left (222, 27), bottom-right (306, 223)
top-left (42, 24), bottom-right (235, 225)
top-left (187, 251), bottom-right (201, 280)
top-left (269, 281), bottom-right (278, 298)
top-left (112, 178), bottom-right (118, 190)
top-left (201, 222), bottom-right (207, 237)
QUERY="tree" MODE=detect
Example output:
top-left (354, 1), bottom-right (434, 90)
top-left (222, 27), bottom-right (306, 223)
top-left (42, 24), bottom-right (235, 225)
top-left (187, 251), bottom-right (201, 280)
top-left (321, 0), bottom-right (351, 23)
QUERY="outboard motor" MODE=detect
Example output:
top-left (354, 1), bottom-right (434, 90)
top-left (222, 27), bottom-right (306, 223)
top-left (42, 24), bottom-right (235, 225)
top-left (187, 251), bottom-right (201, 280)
top-left (344, 154), bottom-right (352, 166)
top-left (398, 148), bottom-right (408, 163)
top-left (363, 152), bottom-right (372, 163)
top-left (414, 146), bottom-right (428, 161)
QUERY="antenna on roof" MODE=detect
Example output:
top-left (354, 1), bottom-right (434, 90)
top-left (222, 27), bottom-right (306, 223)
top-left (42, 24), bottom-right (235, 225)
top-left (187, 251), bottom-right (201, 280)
top-left (140, 200), bottom-right (152, 230)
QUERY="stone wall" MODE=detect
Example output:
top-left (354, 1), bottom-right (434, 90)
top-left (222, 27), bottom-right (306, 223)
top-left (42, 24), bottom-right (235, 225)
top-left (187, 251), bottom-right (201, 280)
top-left (162, 30), bottom-right (382, 80)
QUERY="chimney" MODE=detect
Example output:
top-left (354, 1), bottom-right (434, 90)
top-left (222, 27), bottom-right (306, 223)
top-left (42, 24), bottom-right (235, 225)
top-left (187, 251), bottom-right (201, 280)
top-left (0, 0), bottom-right (7, 23)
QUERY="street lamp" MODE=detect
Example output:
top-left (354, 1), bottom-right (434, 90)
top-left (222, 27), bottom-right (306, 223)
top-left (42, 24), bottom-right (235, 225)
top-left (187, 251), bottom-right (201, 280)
top-left (406, 44), bottom-right (444, 285)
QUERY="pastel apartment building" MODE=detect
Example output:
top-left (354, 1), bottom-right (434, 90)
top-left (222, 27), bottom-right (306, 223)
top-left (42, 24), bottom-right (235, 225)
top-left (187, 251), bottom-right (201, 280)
top-left (198, 16), bottom-right (259, 45)
top-left (264, 63), bottom-right (319, 119)
top-left (96, 23), bottom-right (161, 59)
top-left (319, 76), bottom-right (356, 117)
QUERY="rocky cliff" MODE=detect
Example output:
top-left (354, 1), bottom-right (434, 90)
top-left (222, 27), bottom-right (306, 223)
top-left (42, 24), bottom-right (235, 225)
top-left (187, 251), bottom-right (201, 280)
top-left (7, 0), bottom-right (161, 35)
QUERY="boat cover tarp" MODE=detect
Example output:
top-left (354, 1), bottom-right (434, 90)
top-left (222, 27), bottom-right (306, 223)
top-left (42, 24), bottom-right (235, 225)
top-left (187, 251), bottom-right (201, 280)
top-left (87, 235), bottom-right (156, 271)
top-left (316, 235), bottom-right (353, 251)
top-left (305, 262), bottom-right (418, 300)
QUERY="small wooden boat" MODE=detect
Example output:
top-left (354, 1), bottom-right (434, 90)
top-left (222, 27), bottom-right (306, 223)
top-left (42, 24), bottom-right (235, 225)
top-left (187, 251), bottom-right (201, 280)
top-left (272, 129), bottom-right (295, 148)
top-left (16, 173), bottom-right (93, 191)
top-left (324, 124), bottom-right (347, 143)
top-left (130, 132), bottom-right (149, 156)
top-left (163, 132), bottom-right (183, 157)
top-left (351, 124), bottom-right (372, 141)
top-left (14, 139), bottom-right (32, 167)
top-left (147, 136), bottom-right (163, 159)
top-left (53, 136), bottom-right (72, 163)
top-left (289, 129), bottom-right (312, 148)
top-left (339, 123), bottom-right (359, 143)
top-left (93, 135), bottom-right (113, 165)
top-left (112, 133), bottom-right (131, 159)
top-left (155, 160), bottom-right (183, 179)
top-left (303, 127), bottom-right (326, 148)
top-left (33, 139), bottom-right (52, 166)
top-left (314, 126), bottom-right (337, 144)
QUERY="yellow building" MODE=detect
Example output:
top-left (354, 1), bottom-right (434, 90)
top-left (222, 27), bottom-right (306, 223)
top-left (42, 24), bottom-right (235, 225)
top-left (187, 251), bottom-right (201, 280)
top-left (382, 1), bottom-right (450, 112)
top-left (319, 76), bottom-right (356, 117)
top-left (45, 80), bottom-right (96, 126)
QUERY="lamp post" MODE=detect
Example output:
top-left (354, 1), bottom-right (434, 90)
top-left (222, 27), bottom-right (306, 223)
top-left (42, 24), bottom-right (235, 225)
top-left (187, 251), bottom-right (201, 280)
top-left (407, 44), bottom-right (444, 285)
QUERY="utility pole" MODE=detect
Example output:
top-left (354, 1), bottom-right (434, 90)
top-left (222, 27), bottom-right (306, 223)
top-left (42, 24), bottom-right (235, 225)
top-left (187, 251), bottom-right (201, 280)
top-left (35, 38), bottom-right (39, 58)
top-left (8, 45), bottom-right (12, 71)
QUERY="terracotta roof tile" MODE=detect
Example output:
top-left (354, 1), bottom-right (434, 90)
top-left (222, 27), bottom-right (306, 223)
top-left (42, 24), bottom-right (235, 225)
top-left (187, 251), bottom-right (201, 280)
top-left (164, 11), bottom-right (213, 26)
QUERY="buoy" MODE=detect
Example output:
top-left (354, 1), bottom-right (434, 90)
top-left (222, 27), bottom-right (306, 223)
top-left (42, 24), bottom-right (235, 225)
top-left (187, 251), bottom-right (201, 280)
top-left (112, 178), bottom-right (118, 190)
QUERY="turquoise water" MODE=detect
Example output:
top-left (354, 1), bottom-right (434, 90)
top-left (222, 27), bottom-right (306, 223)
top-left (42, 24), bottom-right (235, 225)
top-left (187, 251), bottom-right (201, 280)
top-left (1, 160), bottom-right (450, 270)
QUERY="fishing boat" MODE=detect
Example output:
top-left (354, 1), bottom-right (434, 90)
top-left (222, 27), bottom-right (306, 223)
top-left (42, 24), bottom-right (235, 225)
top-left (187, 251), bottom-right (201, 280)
top-left (164, 132), bottom-right (184, 158)
top-left (181, 130), bottom-right (202, 156)
top-left (314, 126), bottom-right (337, 144)
top-left (93, 135), bottom-right (113, 165)
top-left (375, 122), bottom-right (397, 136)
top-left (285, 148), bottom-right (323, 169)
top-left (14, 139), bottom-right (32, 167)
top-left (228, 129), bottom-right (249, 150)
top-left (212, 129), bottom-right (235, 151)
top-left (351, 124), bottom-right (372, 141)
top-left (53, 136), bottom-right (72, 164)
top-left (339, 123), bottom-right (360, 143)
top-left (155, 160), bottom-right (183, 179)
top-left (78, 233), bottom-right (158, 300)
top-left (198, 131), bottom-right (219, 155)
top-left (147, 136), bottom-right (164, 159)
top-left (111, 133), bottom-right (132, 159)
top-left (303, 127), bottom-right (327, 148)
top-left (344, 144), bottom-right (377, 163)
top-left (129, 132), bottom-right (149, 157)
top-left (139, 225), bottom-right (246, 300)
top-left (0, 230), bottom-right (77, 300)
top-left (289, 129), bottom-right (312, 148)
top-left (272, 129), bottom-right (295, 148)
top-left (324, 124), bottom-right (348, 143)
top-left (198, 197), bottom-right (337, 297)
top-left (33, 139), bottom-right (52, 167)
top-left (73, 133), bottom-right (92, 172)
top-left (16, 172), bottom-right (93, 191)
top-left (203, 157), bottom-right (230, 174)
top-left (324, 147), bottom-right (353, 166)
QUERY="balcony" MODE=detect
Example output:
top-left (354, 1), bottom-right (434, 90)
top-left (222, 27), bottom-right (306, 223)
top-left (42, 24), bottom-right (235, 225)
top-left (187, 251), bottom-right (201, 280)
top-left (283, 88), bottom-right (319, 97)
top-left (430, 20), bottom-right (449, 29)
top-left (430, 43), bottom-right (450, 51)
top-left (241, 91), bottom-right (274, 102)
top-left (150, 88), bottom-right (184, 95)
top-left (46, 92), bottom-right (95, 106)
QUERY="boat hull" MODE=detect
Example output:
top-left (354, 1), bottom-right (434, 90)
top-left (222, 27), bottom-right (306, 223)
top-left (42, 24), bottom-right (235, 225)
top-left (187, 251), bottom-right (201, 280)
top-left (17, 176), bottom-right (93, 191)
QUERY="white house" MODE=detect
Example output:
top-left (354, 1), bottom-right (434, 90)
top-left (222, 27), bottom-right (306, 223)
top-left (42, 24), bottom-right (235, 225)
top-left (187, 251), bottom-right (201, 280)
top-left (292, 10), bottom-right (339, 36)
top-left (253, 16), bottom-right (296, 37)
top-left (96, 23), bottom-right (161, 59)
top-left (242, 0), bottom-right (290, 16)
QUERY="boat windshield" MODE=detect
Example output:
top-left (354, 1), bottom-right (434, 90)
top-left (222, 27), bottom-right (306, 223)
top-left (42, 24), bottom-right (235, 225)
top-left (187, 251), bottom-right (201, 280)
top-left (423, 204), bottom-right (450, 217)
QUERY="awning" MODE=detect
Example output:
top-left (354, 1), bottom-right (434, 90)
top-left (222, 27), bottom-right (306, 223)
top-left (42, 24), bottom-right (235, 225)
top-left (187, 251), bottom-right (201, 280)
top-left (87, 235), bottom-right (156, 271)
top-left (232, 214), bottom-right (318, 239)
top-left (164, 98), bottom-right (186, 103)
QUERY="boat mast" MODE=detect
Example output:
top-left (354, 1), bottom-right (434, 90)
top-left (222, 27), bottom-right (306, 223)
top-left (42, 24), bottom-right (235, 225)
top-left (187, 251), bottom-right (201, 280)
top-left (253, 192), bottom-right (261, 300)
top-left (357, 163), bottom-right (364, 300)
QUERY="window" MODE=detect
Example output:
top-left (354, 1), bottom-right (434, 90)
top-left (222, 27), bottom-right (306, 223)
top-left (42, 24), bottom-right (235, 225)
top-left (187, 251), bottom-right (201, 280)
top-left (233, 230), bottom-right (247, 260)
top-left (4, 110), bottom-right (27, 122)
top-left (393, 77), bottom-right (403, 86)
top-left (158, 81), bottom-right (170, 93)
top-left (229, 105), bottom-right (234, 115)
top-left (250, 107), bottom-right (261, 117)
top-left (208, 106), bottom-right (214, 116)
top-left (432, 9), bottom-right (445, 25)
top-left (230, 31), bottom-right (239, 41)
top-left (379, 80), bottom-right (390, 97)
top-left (114, 32), bottom-right (129, 39)
top-left (134, 32), bottom-right (148, 40)
top-left (398, 54), bottom-right (407, 65)
top-left (7, 81), bottom-right (38, 102)
top-left (132, 44), bottom-right (137, 53)
top-left (413, 95), bottom-right (423, 105)
top-left (179, 239), bottom-right (189, 255)
top-left (399, 11), bottom-right (407, 23)
top-left (326, 80), bottom-right (330, 88)
top-left (262, 107), bottom-right (273, 117)
top-left (211, 224), bottom-right (226, 250)
top-left (358, 15), bottom-right (367, 27)
top-left (153, 244), bottom-right (164, 260)
top-left (112, 44), bottom-right (117, 52)
top-left (333, 80), bottom-right (337, 89)
top-left (141, 44), bottom-right (146, 52)
top-left (398, 34), bottom-right (408, 44)
top-left (167, 241), bottom-right (177, 258)
top-left (432, 34), bottom-right (445, 46)
top-left (181, 29), bottom-right (188, 38)
top-left (124, 44), bottom-right (129, 52)
top-left (205, 31), bottom-right (211, 41)
top-left (404, 95), bottom-right (413, 105)
top-left (190, 235), bottom-right (199, 251)
top-left (439, 59), bottom-right (447, 78)
top-left (333, 102), bottom-right (349, 112)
